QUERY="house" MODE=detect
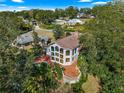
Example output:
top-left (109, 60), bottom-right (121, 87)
top-left (77, 13), bottom-right (85, 18)
top-left (12, 31), bottom-right (49, 48)
top-left (45, 32), bottom-right (81, 83)
top-left (67, 19), bottom-right (84, 25)
top-left (89, 15), bottom-right (95, 19)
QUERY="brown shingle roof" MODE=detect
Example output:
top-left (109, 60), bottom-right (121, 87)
top-left (56, 32), bottom-right (79, 49)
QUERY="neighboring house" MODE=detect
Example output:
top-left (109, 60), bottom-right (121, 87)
top-left (45, 32), bottom-right (81, 83)
top-left (53, 19), bottom-right (67, 25)
top-left (12, 31), bottom-right (49, 48)
top-left (67, 19), bottom-right (84, 25)
top-left (89, 15), bottom-right (95, 19)
top-left (77, 13), bottom-right (84, 18)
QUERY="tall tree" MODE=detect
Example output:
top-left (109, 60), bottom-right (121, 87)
top-left (53, 25), bottom-right (64, 40)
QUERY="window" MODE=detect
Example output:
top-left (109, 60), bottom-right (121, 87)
top-left (55, 46), bottom-right (59, 51)
top-left (74, 48), bottom-right (77, 54)
top-left (66, 58), bottom-right (70, 62)
top-left (72, 49), bottom-right (74, 55)
top-left (52, 57), bottom-right (54, 60)
top-left (66, 50), bottom-right (70, 56)
top-left (60, 48), bottom-right (63, 54)
top-left (60, 54), bottom-right (63, 59)
top-left (51, 46), bottom-right (54, 51)
top-left (60, 59), bottom-right (63, 63)
top-left (51, 52), bottom-right (54, 56)
top-left (55, 53), bottom-right (59, 57)
top-left (56, 58), bottom-right (59, 62)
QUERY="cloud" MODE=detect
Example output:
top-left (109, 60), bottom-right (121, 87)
top-left (0, 5), bottom-right (30, 11)
top-left (78, 0), bottom-right (91, 2)
top-left (0, 4), bottom-right (7, 7)
top-left (12, 0), bottom-right (24, 3)
top-left (92, 1), bottom-right (107, 5)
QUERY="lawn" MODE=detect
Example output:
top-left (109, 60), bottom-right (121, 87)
top-left (36, 30), bottom-right (54, 40)
top-left (40, 24), bottom-right (56, 29)
top-left (82, 74), bottom-right (101, 93)
top-left (64, 25), bottom-right (85, 33)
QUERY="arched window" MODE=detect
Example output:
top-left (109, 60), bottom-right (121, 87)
top-left (51, 46), bottom-right (54, 51)
top-left (55, 46), bottom-right (59, 51)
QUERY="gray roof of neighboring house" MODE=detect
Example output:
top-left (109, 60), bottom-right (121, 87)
top-left (16, 31), bottom-right (48, 45)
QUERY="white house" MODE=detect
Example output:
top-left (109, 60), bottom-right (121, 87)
top-left (46, 32), bottom-right (81, 83)
top-left (67, 19), bottom-right (84, 25)
top-left (77, 13), bottom-right (85, 18)
top-left (47, 33), bottom-right (79, 66)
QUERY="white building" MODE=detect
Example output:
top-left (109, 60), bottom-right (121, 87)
top-left (47, 33), bottom-right (79, 66)
top-left (46, 32), bottom-right (81, 83)
top-left (77, 13), bottom-right (85, 18)
top-left (67, 19), bottom-right (84, 25)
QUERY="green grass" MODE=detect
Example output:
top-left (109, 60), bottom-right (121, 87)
top-left (40, 24), bottom-right (56, 29)
top-left (64, 25), bottom-right (85, 32)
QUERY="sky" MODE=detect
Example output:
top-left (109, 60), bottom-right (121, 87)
top-left (0, 0), bottom-right (112, 11)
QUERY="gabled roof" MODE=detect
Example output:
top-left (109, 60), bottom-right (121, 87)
top-left (56, 32), bottom-right (79, 49)
top-left (16, 32), bottom-right (33, 45)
